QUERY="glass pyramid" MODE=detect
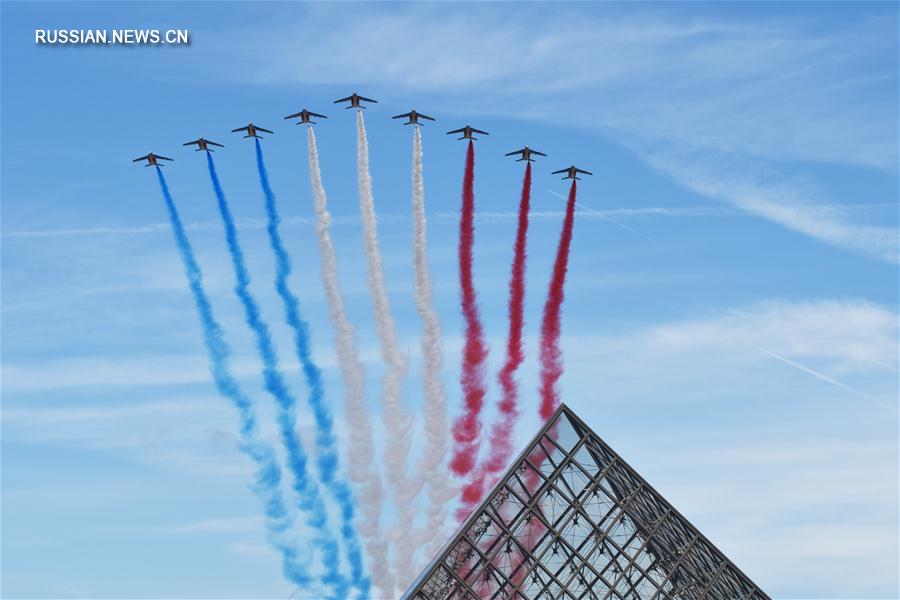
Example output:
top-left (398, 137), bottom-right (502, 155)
top-left (403, 404), bottom-right (768, 600)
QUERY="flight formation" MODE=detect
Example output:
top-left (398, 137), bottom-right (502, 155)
top-left (133, 91), bottom-right (591, 180)
top-left (137, 92), bottom-right (587, 599)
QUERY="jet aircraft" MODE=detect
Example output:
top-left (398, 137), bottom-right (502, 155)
top-left (284, 108), bottom-right (328, 124)
top-left (552, 165), bottom-right (593, 180)
top-left (333, 92), bottom-right (377, 109)
top-left (231, 123), bottom-right (274, 139)
top-left (132, 153), bottom-right (173, 167)
top-left (392, 109), bottom-right (435, 126)
top-left (446, 125), bottom-right (489, 140)
top-left (183, 138), bottom-right (224, 152)
top-left (506, 146), bottom-right (547, 162)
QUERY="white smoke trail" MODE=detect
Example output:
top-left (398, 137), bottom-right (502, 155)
top-left (306, 126), bottom-right (394, 598)
top-left (356, 110), bottom-right (418, 592)
top-left (411, 127), bottom-right (454, 561)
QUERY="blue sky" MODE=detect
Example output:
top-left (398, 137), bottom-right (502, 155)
top-left (1, 1), bottom-right (898, 598)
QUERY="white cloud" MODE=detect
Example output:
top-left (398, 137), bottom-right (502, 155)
top-left (221, 5), bottom-right (898, 262)
top-left (241, 6), bottom-right (896, 165)
top-left (169, 515), bottom-right (264, 535)
top-left (635, 143), bottom-right (900, 263)
top-left (607, 298), bottom-right (898, 374)
top-left (1, 354), bottom-right (215, 391)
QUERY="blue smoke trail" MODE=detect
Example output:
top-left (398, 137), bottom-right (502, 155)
top-left (254, 139), bottom-right (369, 598)
top-left (154, 167), bottom-right (311, 588)
top-left (204, 153), bottom-right (348, 598)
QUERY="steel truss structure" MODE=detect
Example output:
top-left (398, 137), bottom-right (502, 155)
top-left (403, 404), bottom-right (769, 600)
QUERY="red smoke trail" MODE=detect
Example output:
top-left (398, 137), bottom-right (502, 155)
top-left (489, 162), bottom-right (531, 472)
top-left (451, 141), bottom-right (489, 495)
top-left (539, 180), bottom-right (578, 421)
top-left (457, 163), bottom-right (533, 519)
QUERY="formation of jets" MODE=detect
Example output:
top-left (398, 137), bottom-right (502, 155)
top-left (134, 91), bottom-right (591, 181)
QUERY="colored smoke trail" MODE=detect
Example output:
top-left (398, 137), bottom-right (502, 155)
top-left (410, 127), bottom-right (453, 558)
top-left (253, 140), bottom-right (368, 597)
top-left (355, 110), bottom-right (418, 591)
top-left (539, 180), bottom-right (578, 421)
top-left (485, 162), bottom-right (533, 478)
top-left (205, 153), bottom-right (346, 598)
top-left (306, 126), bottom-right (394, 598)
top-left (452, 141), bottom-right (489, 517)
top-left (155, 167), bottom-right (311, 589)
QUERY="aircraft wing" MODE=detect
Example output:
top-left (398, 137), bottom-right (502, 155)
top-left (505, 149), bottom-right (525, 156)
top-left (333, 96), bottom-right (352, 104)
top-left (419, 113), bottom-right (435, 121)
top-left (231, 126), bottom-right (250, 133)
top-left (309, 112), bottom-right (328, 119)
top-left (256, 126), bottom-right (274, 134)
top-left (358, 95), bottom-right (377, 103)
top-left (207, 140), bottom-right (224, 148)
top-left (533, 150), bottom-right (548, 157)
top-left (157, 155), bottom-right (174, 161)
top-left (446, 127), bottom-right (465, 134)
top-left (132, 154), bottom-right (150, 162)
top-left (284, 111), bottom-right (303, 120)
top-left (471, 127), bottom-right (489, 135)
top-left (392, 112), bottom-right (412, 120)
top-left (551, 168), bottom-right (568, 175)
top-left (575, 168), bottom-right (592, 175)
top-left (183, 139), bottom-right (201, 147)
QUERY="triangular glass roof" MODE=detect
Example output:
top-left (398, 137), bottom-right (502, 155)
top-left (403, 404), bottom-right (768, 600)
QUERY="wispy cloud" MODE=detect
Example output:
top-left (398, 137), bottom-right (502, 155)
top-left (224, 4), bottom-right (898, 261)
top-left (169, 516), bottom-right (264, 535)
top-left (635, 144), bottom-right (900, 263)
top-left (0, 205), bottom-right (748, 239)
top-left (555, 298), bottom-right (899, 413)
top-left (630, 298), bottom-right (898, 372)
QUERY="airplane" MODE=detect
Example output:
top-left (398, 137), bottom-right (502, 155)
top-left (183, 137), bottom-right (224, 152)
top-left (284, 108), bottom-right (328, 124)
top-left (552, 165), bottom-right (593, 180)
top-left (231, 123), bottom-right (274, 139)
top-left (333, 92), bottom-right (377, 109)
top-left (132, 152), bottom-right (173, 167)
top-left (392, 109), bottom-right (435, 126)
top-left (505, 146), bottom-right (547, 162)
top-left (446, 125), bottom-right (489, 140)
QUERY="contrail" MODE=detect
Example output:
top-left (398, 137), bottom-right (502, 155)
top-left (760, 348), bottom-right (898, 413)
top-left (253, 140), bottom-right (368, 597)
top-left (355, 111), bottom-right (417, 592)
top-left (548, 189), bottom-right (669, 249)
top-left (539, 181), bottom-right (579, 421)
top-left (154, 167), bottom-right (311, 590)
top-left (452, 141), bottom-right (489, 519)
top-left (410, 126), bottom-right (453, 559)
top-left (306, 126), bottom-right (394, 598)
top-left (205, 153), bottom-right (346, 598)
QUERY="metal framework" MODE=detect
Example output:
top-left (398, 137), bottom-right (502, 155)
top-left (403, 404), bottom-right (769, 600)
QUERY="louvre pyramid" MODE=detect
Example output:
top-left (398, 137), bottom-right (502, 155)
top-left (404, 404), bottom-right (768, 600)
